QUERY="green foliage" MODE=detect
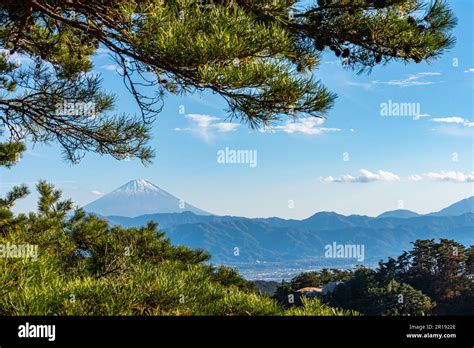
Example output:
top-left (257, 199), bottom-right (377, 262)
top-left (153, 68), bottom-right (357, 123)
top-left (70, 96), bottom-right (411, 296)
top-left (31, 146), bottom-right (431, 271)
top-left (251, 280), bottom-right (280, 296)
top-left (0, 142), bottom-right (25, 168)
top-left (273, 281), bottom-right (293, 303)
top-left (466, 246), bottom-right (474, 275)
top-left (288, 268), bottom-right (352, 289)
top-left (366, 280), bottom-right (434, 316)
top-left (212, 265), bottom-right (258, 293)
top-left (330, 270), bottom-right (433, 315)
top-left (327, 267), bottom-right (381, 313)
top-left (283, 297), bottom-right (359, 316)
top-left (0, 185), bottom-right (29, 209)
top-left (0, 141), bottom-right (29, 229)
top-left (277, 265), bottom-right (430, 315)
top-left (273, 268), bottom-right (352, 306)
top-left (276, 238), bottom-right (474, 315)
top-left (0, 182), bottom-right (354, 316)
top-left (0, 0), bottom-right (456, 162)
top-left (380, 239), bottom-right (474, 315)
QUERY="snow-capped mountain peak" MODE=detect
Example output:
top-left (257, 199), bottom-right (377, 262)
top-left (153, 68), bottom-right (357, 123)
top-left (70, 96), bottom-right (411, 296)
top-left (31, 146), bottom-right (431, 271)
top-left (119, 179), bottom-right (173, 196)
top-left (83, 179), bottom-right (210, 217)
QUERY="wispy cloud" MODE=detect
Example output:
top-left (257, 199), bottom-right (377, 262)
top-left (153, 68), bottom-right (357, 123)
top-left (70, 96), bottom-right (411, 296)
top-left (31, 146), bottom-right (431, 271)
top-left (182, 114), bottom-right (219, 128)
top-left (409, 171), bottom-right (474, 183)
top-left (346, 81), bottom-right (373, 90)
top-left (429, 116), bottom-right (474, 137)
top-left (212, 122), bottom-right (240, 132)
top-left (91, 190), bottom-right (104, 196)
top-left (322, 169), bottom-right (400, 183)
top-left (323, 169), bottom-right (474, 184)
top-left (431, 117), bottom-right (474, 127)
top-left (324, 60), bottom-right (342, 66)
top-left (101, 64), bottom-right (123, 74)
top-left (261, 118), bottom-right (341, 135)
top-left (371, 72), bottom-right (441, 88)
top-left (175, 114), bottom-right (240, 141)
top-left (102, 64), bottom-right (118, 71)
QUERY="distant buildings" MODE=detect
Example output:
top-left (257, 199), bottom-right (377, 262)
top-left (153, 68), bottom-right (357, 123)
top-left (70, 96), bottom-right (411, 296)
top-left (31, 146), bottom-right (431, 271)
top-left (295, 287), bottom-right (323, 299)
top-left (293, 281), bottom-right (343, 305)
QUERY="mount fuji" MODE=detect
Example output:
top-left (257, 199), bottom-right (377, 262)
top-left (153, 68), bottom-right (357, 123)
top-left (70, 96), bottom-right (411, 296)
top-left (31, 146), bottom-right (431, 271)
top-left (83, 179), bottom-right (211, 217)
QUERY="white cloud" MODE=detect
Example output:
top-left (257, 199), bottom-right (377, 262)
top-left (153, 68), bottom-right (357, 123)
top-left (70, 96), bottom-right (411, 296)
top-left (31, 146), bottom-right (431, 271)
top-left (408, 171), bottom-right (474, 183)
top-left (101, 63), bottom-right (127, 74)
top-left (91, 190), bottom-right (104, 196)
top-left (322, 169), bottom-right (400, 183)
top-left (413, 113), bottom-right (431, 119)
top-left (417, 72), bottom-right (442, 76)
top-left (324, 60), bottom-right (342, 66)
top-left (102, 64), bottom-right (120, 71)
top-left (261, 118), bottom-right (341, 135)
top-left (324, 170), bottom-right (474, 184)
top-left (184, 114), bottom-right (219, 127)
top-left (372, 72), bottom-right (441, 88)
top-left (431, 117), bottom-right (474, 127)
top-left (346, 81), bottom-right (373, 90)
top-left (175, 114), bottom-right (240, 141)
top-left (408, 174), bottom-right (423, 182)
top-left (212, 122), bottom-right (241, 132)
top-left (413, 171), bottom-right (474, 183)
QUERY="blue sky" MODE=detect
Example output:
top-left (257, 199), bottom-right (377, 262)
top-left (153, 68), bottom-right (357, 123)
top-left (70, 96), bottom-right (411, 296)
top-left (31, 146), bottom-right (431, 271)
top-left (2, 0), bottom-right (473, 219)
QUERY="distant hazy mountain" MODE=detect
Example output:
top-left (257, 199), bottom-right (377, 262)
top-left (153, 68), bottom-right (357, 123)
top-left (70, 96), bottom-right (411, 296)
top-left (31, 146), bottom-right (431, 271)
top-left (377, 209), bottom-right (420, 219)
top-left (301, 211), bottom-right (372, 229)
top-left (163, 212), bottom-right (474, 264)
top-left (429, 196), bottom-right (474, 217)
top-left (83, 179), bottom-right (210, 217)
top-left (108, 211), bottom-right (235, 229)
top-left (99, 192), bottom-right (474, 277)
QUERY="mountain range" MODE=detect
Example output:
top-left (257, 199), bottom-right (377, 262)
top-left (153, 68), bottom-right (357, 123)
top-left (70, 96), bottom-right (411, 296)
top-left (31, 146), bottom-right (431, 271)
top-left (84, 179), bottom-right (474, 279)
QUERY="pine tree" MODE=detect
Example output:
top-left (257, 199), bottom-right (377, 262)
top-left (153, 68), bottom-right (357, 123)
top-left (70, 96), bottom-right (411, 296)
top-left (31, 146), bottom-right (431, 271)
top-left (0, 180), bottom-right (355, 316)
top-left (1, 0), bottom-right (456, 162)
top-left (0, 142), bottom-right (28, 231)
